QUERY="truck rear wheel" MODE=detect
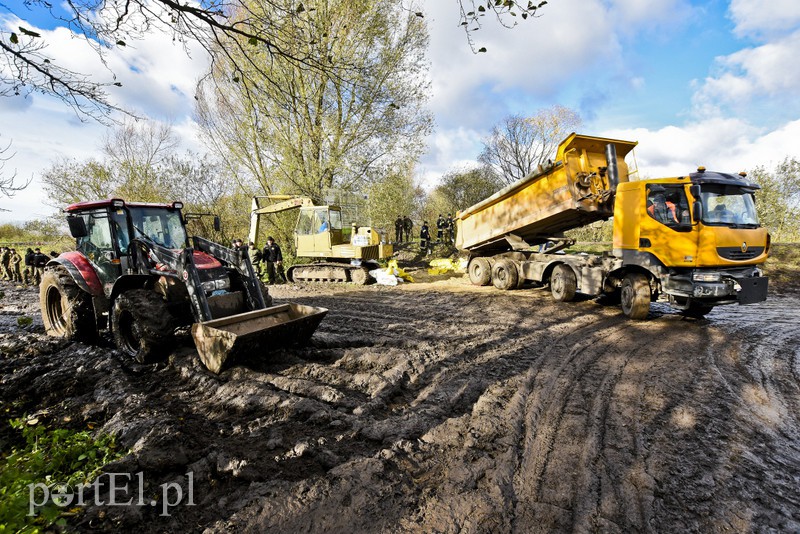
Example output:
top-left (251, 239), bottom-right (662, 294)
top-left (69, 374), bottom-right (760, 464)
top-left (468, 258), bottom-right (492, 286)
top-left (112, 289), bottom-right (175, 363)
top-left (621, 273), bottom-right (651, 320)
top-left (492, 259), bottom-right (518, 291)
top-left (550, 264), bottom-right (577, 302)
top-left (40, 268), bottom-right (96, 342)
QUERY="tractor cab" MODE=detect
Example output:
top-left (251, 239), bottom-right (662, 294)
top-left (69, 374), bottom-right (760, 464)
top-left (65, 199), bottom-right (189, 295)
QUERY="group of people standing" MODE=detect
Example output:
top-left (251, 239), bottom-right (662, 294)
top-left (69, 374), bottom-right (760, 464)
top-left (395, 214), bottom-right (456, 254)
top-left (232, 237), bottom-right (287, 284)
top-left (394, 215), bottom-right (414, 243)
top-left (0, 246), bottom-right (51, 285)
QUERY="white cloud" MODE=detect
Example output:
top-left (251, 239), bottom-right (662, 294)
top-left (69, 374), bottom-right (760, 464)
top-left (604, 117), bottom-right (800, 179)
top-left (608, 0), bottom-right (694, 29)
top-left (693, 30), bottom-right (800, 116)
top-left (0, 9), bottom-right (210, 222)
top-left (729, 0), bottom-right (800, 38)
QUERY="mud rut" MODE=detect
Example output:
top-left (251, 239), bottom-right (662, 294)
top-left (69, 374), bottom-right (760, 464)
top-left (1, 280), bottom-right (799, 533)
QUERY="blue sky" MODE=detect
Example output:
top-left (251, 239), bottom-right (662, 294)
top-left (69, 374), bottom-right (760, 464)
top-left (2, 0), bottom-right (800, 222)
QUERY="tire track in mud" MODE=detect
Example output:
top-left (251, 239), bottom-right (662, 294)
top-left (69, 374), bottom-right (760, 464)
top-left (4, 281), bottom-right (800, 532)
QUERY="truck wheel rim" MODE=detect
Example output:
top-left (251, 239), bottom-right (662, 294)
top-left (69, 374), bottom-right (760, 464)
top-left (552, 273), bottom-right (563, 295)
top-left (621, 286), bottom-right (633, 312)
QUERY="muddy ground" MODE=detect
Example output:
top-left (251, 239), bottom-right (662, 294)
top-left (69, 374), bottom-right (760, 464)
top-left (1, 272), bottom-right (799, 533)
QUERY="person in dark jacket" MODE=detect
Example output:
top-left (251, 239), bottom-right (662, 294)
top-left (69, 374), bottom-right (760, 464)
top-left (248, 241), bottom-right (263, 276)
top-left (33, 248), bottom-right (49, 285)
top-left (23, 248), bottom-right (35, 285)
top-left (403, 216), bottom-right (413, 243)
top-left (262, 236), bottom-right (287, 284)
top-left (394, 215), bottom-right (404, 243)
top-left (420, 221), bottom-right (431, 254)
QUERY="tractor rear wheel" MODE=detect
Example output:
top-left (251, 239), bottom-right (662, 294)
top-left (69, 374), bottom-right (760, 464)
top-left (40, 268), bottom-right (96, 342)
top-left (112, 289), bottom-right (175, 363)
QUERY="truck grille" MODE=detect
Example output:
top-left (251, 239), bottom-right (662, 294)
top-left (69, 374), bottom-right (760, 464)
top-left (717, 246), bottom-right (764, 261)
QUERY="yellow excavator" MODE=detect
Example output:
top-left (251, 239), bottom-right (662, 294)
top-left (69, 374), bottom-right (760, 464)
top-left (249, 195), bottom-right (393, 284)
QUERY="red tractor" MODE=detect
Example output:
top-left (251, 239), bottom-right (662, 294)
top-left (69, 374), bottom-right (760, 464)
top-left (41, 199), bottom-right (326, 372)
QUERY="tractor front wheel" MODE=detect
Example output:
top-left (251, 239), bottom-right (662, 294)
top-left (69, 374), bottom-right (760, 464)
top-left (112, 290), bottom-right (175, 363)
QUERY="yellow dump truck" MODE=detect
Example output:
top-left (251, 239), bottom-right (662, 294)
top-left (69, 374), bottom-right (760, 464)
top-left (249, 195), bottom-right (393, 284)
top-left (458, 133), bottom-right (769, 318)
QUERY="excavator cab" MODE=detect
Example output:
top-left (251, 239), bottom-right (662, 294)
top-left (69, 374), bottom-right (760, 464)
top-left (295, 206), bottom-right (345, 256)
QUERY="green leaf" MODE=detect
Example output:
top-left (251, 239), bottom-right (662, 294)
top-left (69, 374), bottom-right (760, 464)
top-left (248, 36), bottom-right (258, 45)
top-left (478, 47), bottom-right (487, 53)
top-left (232, 76), bottom-right (240, 83)
top-left (415, 11), bottom-right (424, 17)
top-left (522, 12), bottom-right (527, 19)
top-left (18, 27), bottom-right (41, 38)
top-left (10, 32), bottom-right (18, 45)
top-left (113, 82), bottom-right (122, 86)
top-left (296, 2), bottom-right (305, 13)
top-left (116, 39), bottom-right (126, 46)
top-left (478, 5), bottom-right (486, 12)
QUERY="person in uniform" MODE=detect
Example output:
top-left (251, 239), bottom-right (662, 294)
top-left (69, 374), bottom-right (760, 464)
top-left (403, 215), bottom-right (413, 243)
top-left (262, 236), bottom-right (287, 284)
top-left (0, 246), bottom-right (10, 281)
top-left (23, 248), bottom-right (35, 285)
top-left (420, 221), bottom-right (431, 254)
top-left (436, 214), bottom-right (446, 242)
top-left (33, 248), bottom-right (48, 285)
top-left (9, 248), bottom-right (22, 283)
top-left (446, 214), bottom-right (455, 245)
top-left (248, 241), bottom-right (262, 276)
top-left (394, 215), bottom-right (404, 243)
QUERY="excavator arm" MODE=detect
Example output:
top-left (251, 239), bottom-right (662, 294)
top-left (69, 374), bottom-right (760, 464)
top-left (248, 195), bottom-right (315, 244)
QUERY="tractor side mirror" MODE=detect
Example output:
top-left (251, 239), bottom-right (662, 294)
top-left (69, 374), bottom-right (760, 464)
top-left (213, 216), bottom-right (221, 232)
top-left (67, 216), bottom-right (88, 238)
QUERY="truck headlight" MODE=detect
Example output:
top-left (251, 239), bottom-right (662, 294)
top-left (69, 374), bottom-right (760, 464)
top-left (693, 272), bottom-right (721, 282)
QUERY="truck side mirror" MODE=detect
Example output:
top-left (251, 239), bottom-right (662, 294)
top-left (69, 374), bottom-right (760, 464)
top-left (213, 216), bottom-right (221, 232)
top-left (692, 200), bottom-right (703, 223)
top-left (67, 216), bottom-right (88, 238)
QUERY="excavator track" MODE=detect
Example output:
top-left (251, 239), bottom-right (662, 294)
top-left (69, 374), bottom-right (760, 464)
top-left (287, 263), bottom-right (374, 285)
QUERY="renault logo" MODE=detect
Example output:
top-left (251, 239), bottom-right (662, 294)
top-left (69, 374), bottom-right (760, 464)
top-left (741, 241), bottom-right (748, 253)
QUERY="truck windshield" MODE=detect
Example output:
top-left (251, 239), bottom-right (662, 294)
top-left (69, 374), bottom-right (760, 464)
top-left (128, 207), bottom-right (188, 249)
top-left (699, 185), bottom-right (760, 228)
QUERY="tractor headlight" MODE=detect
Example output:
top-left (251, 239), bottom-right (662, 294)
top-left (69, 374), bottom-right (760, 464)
top-left (693, 272), bottom-right (721, 283)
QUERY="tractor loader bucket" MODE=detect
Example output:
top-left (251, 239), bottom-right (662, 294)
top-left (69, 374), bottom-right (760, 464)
top-left (191, 303), bottom-right (328, 374)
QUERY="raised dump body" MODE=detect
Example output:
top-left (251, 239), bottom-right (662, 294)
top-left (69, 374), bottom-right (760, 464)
top-left (456, 134), bottom-right (637, 253)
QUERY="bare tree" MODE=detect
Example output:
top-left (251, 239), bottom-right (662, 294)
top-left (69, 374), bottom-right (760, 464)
top-left (1, 1), bottom-right (550, 122)
top-left (479, 105), bottom-right (581, 185)
top-left (0, 136), bottom-right (31, 198)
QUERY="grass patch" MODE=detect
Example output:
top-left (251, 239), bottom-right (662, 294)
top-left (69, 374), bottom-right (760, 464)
top-left (0, 418), bottom-right (125, 533)
top-left (764, 243), bottom-right (800, 293)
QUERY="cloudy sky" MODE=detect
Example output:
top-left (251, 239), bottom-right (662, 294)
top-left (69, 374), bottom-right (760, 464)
top-left (1, 0), bottom-right (799, 223)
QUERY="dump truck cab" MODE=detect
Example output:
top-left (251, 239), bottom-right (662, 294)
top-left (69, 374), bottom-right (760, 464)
top-left (613, 170), bottom-right (769, 310)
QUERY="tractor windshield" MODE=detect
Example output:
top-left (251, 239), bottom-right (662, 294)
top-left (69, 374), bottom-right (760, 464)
top-left (699, 185), bottom-right (760, 228)
top-left (129, 207), bottom-right (188, 249)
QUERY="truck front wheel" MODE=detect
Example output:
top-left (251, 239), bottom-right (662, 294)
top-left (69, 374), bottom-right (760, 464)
top-left (492, 259), bottom-right (519, 291)
top-left (550, 264), bottom-right (577, 302)
top-left (621, 273), bottom-right (651, 320)
top-left (112, 290), bottom-right (175, 363)
top-left (469, 258), bottom-right (492, 286)
top-left (40, 268), bottom-right (96, 342)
